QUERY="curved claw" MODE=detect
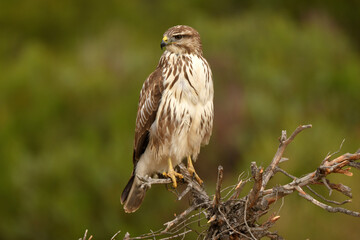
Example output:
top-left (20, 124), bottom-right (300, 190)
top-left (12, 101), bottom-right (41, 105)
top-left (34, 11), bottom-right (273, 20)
top-left (163, 158), bottom-right (183, 188)
top-left (187, 156), bottom-right (203, 185)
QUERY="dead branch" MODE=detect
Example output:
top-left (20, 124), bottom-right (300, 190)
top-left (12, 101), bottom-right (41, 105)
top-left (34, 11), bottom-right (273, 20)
top-left (306, 186), bottom-right (352, 205)
top-left (213, 166), bottom-right (224, 207)
top-left (81, 125), bottom-right (360, 240)
top-left (248, 162), bottom-right (263, 209)
top-left (79, 229), bottom-right (93, 240)
top-left (111, 231), bottom-right (121, 240)
top-left (230, 179), bottom-right (247, 200)
top-left (261, 124), bottom-right (312, 190)
top-left (297, 188), bottom-right (360, 217)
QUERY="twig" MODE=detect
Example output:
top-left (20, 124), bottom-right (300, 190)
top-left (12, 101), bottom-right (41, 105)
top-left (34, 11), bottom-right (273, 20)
top-left (230, 179), bottom-right (247, 200)
top-left (111, 230), bottom-right (121, 240)
top-left (349, 161), bottom-right (360, 169)
top-left (178, 164), bottom-right (210, 204)
top-left (138, 176), bottom-right (172, 186)
top-left (248, 162), bottom-right (263, 208)
top-left (178, 183), bottom-right (192, 200)
top-left (216, 206), bottom-right (250, 239)
top-left (322, 139), bottom-right (345, 164)
top-left (79, 229), bottom-right (93, 240)
top-left (163, 203), bottom-right (206, 232)
top-left (158, 230), bottom-right (192, 240)
top-left (275, 167), bottom-right (296, 179)
top-left (213, 166), bottom-right (223, 207)
top-left (316, 181), bottom-right (353, 198)
top-left (80, 229), bottom-right (88, 240)
top-left (298, 189), bottom-right (360, 217)
top-left (322, 177), bottom-right (333, 196)
top-left (279, 157), bottom-right (289, 163)
top-left (244, 199), bottom-right (257, 240)
top-left (262, 124), bottom-right (312, 190)
top-left (306, 186), bottom-right (351, 205)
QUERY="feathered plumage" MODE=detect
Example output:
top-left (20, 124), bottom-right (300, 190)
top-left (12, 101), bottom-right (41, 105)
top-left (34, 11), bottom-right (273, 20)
top-left (121, 25), bottom-right (214, 213)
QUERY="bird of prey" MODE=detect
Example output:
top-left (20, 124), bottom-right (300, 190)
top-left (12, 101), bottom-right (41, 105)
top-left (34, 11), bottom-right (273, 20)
top-left (121, 25), bottom-right (214, 213)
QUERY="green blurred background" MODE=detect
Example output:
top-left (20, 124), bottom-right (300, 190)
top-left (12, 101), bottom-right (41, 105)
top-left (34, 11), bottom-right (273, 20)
top-left (0, 0), bottom-right (359, 239)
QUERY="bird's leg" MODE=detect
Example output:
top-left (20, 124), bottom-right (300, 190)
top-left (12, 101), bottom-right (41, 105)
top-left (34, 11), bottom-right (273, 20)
top-left (187, 156), bottom-right (203, 185)
top-left (163, 158), bottom-right (183, 188)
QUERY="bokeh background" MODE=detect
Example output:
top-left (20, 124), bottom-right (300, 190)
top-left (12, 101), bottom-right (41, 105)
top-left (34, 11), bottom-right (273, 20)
top-left (1, 0), bottom-right (359, 239)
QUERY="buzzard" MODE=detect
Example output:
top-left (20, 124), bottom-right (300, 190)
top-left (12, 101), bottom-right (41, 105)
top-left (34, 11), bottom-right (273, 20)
top-left (121, 25), bottom-right (214, 213)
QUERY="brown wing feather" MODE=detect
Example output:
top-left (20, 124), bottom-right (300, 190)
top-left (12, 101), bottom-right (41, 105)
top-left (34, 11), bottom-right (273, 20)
top-left (121, 65), bottom-right (163, 206)
top-left (133, 67), bottom-right (164, 167)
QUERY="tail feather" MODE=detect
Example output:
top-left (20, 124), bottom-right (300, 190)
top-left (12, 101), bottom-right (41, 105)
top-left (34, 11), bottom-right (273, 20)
top-left (121, 174), bottom-right (147, 213)
top-left (121, 175), bottom-right (134, 204)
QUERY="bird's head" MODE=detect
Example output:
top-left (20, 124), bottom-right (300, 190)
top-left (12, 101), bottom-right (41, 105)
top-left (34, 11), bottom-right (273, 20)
top-left (161, 25), bottom-right (203, 55)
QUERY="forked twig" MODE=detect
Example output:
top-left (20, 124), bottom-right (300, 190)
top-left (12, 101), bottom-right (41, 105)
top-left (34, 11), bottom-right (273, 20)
top-left (262, 124), bottom-right (312, 190)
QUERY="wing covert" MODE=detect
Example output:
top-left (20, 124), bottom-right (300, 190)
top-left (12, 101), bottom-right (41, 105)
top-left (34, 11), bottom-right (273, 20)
top-left (133, 68), bottom-right (164, 166)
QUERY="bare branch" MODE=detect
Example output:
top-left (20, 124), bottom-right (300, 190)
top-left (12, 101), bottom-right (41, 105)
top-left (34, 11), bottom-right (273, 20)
top-left (322, 139), bottom-right (345, 164)
top-left (81, 125), bottom-right (360, 240)
top-left (274, 167), bottom-right (296, 179)
top-left (321, 182), bottom-right (353, 198)
top-left (349, 161), bottom-right (360, 169)
top-left (111, 230), bottom-right (121, 240)
top-left (177, 182), bottom-right (192, 201)
top-left (213, 166), bottom-right (224, 207)
top-left (244, 199), bottom-right (257, 240)
top-left (298, 189), bottom-right (360, 217)
top-left (230, 179), bottom-right (247, 200)
top-left (306, 186), bottom-right (351, 205)
top-left (80, 229), bottom-right (88, 240)
top-left (158, 230), bottom-right (192, 240)
top-left (138, 175), bottom-right (172, 189)
top-left (322, 176), bottom-right (333, 196)
top-left (163, 203), bottom-right (206, 232)
top-left (248, 162), bottom-right (263, 208)
top-left (262, 124), bottom-right (312, 190)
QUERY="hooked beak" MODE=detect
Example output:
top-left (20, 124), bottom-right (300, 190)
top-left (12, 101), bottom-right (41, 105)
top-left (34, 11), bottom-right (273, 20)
top-left (160, 40), bottom-right (166, 50)
top-left (160, 35), bottom-right (169, 50)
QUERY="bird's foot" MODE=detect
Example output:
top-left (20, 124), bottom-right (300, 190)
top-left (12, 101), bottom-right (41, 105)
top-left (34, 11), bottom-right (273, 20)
top-left (162, 170), bottom-right (183, 188)
top-left (187, 156), bottom-right (203, 185)
top-left (163, 158), bottom-right (183, 188)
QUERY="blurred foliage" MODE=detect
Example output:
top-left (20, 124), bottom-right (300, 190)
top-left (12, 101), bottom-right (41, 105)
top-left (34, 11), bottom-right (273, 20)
top-left (0, 1), bottom-right (359, 239)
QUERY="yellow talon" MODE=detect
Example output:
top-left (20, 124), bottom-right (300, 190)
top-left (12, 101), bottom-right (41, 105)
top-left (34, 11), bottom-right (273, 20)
top-left (187, 156), bottom-right (203, 185)
top-left (163, 158), bottom-right (183, 188)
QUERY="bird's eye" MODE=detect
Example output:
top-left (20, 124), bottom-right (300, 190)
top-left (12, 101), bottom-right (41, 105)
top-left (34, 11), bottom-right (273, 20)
top-left (174, 35), bottom-right (183, 40)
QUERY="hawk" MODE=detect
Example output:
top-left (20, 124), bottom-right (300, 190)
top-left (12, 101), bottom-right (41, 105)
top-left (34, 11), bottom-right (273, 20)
top-left (121, 25), bottom-right (214, 213)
